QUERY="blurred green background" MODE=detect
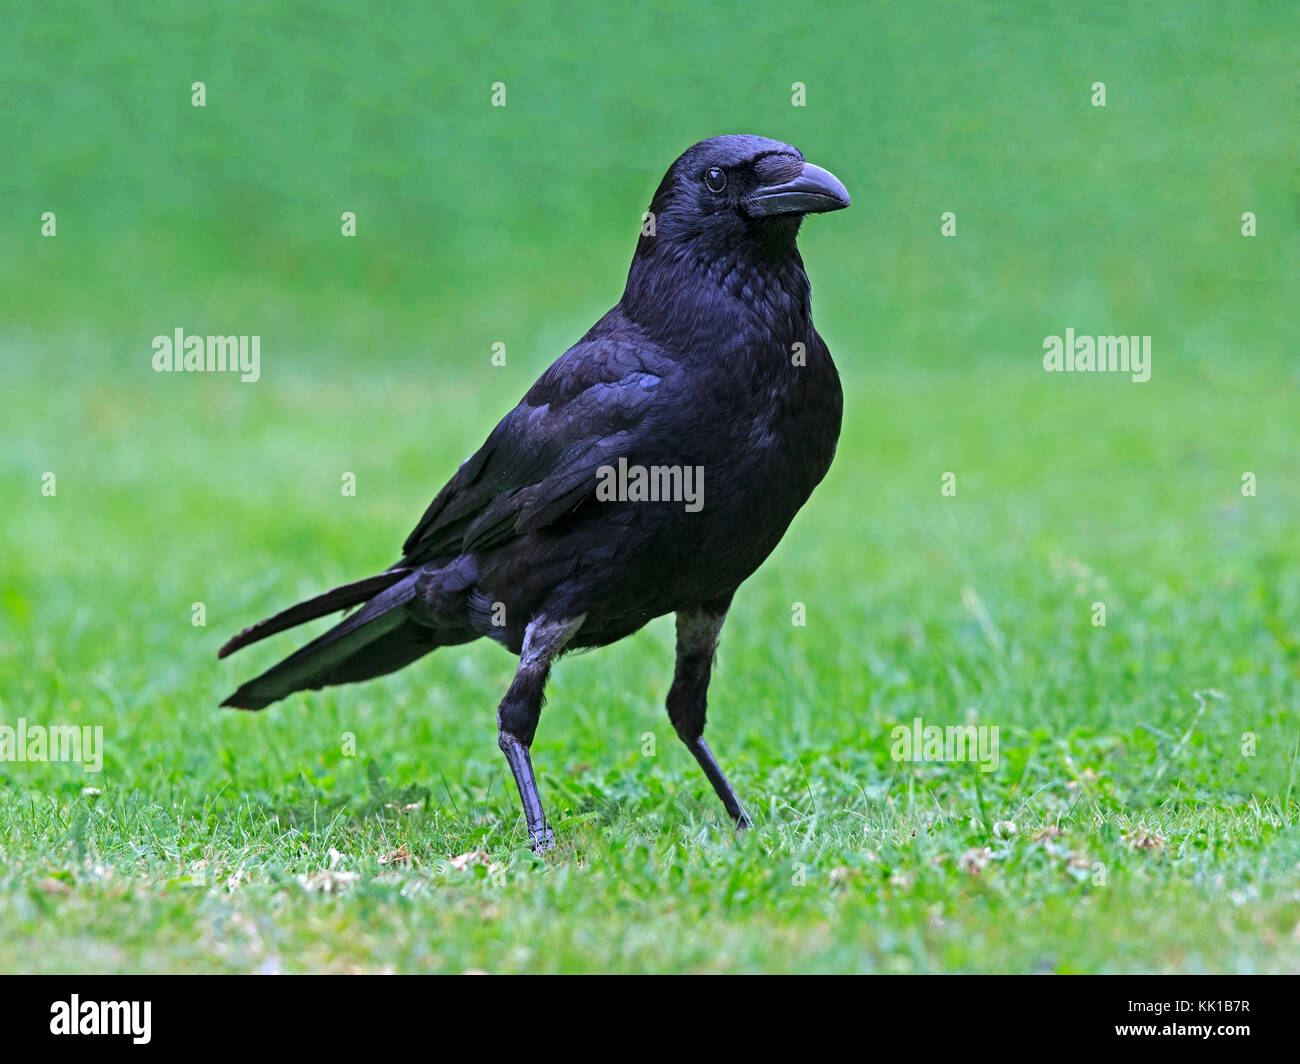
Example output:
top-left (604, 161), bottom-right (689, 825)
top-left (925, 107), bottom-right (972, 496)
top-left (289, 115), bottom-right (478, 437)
top-left (3, 0), bottom-right (1293, 363)
top-left (0, 1), bottom-right (1297, 973)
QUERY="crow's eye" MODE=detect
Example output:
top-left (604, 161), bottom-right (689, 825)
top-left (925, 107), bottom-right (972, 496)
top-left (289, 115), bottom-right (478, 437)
top-left (704, 167), bottom-right (727, 193)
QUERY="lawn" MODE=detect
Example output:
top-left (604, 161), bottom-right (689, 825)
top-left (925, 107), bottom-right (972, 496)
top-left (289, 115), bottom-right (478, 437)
top-left (1, 0), bottom-right (1296, 973)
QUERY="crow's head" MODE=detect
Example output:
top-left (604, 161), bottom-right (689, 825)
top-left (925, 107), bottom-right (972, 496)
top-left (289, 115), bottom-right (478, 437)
top-left (641, 134), bottom-right (850, 253)
top-left (624, 135), bottom-right (849, 336)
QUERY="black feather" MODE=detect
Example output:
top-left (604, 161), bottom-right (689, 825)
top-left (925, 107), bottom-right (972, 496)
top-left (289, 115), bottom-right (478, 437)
top-left (220, 133), bottom-right (845, 716)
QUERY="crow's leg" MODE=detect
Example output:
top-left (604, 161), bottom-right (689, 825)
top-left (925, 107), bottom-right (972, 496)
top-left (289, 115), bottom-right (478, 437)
top-left (497, 613), bottom-right (585, 851)
top-left (668, 600), bottom-right (751, 829)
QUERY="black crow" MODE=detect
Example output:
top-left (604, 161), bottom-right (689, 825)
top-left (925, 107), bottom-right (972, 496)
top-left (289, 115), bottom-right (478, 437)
top-left (220, 134), bottom-right (849, 849)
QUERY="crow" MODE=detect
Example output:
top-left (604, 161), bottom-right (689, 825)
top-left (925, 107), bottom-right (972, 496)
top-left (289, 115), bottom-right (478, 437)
top-left (220, 134), bottom-right (849, 849)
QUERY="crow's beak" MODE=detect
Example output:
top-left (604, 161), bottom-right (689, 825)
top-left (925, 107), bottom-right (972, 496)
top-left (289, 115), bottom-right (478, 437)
top-left (744, 161), bottom-right (851, 218)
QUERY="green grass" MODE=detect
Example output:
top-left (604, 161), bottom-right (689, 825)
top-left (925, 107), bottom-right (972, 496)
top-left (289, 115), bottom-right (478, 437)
top-left (1, 0), bottom-right (1298, 972)
top-left (3, 361), bottom-right (1297, 973)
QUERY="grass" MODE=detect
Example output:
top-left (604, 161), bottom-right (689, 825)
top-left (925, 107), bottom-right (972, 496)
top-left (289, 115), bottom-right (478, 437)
top-left (2, 359), bottom-right (1297, 973)
top-left (1, 0), bottom-right (1297, 972)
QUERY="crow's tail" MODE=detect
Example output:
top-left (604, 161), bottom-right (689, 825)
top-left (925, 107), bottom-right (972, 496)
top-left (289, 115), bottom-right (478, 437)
top-left (219, 568), bottom-right (435, 710)
top-left (218, 570), bottom-right (409, 660)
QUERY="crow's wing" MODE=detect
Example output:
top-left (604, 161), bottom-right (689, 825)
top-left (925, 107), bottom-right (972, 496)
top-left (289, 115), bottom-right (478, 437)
top-left (400, 331), bottom-right (674, 563)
